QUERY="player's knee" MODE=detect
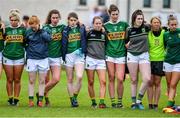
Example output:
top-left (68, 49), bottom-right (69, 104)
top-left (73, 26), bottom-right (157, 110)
top-left (88, 80), bottom-right (94, 86)
top-left (39, 79), bottom-right (45, 85)
top-left (7, 79), bottom-right (13, 84)
top-left (148, 80), bottom-right (154, 87)
top-left (53, 77), bottom-right (60, 84)
top-left (68, 78), bottom-right (73, 83)
top-left (143, 76), bottom-right (151, 83)
top-left (29, 81), bottom-right (34, 85)
top-left (76, 75), bottom-right (83, 82)
top-left (154, 81), bottom-right (161, 87)
top-left (14, 79), bottom-right (20, 84)
top-left (131, 79), bottom-right (137, 85)
top-left (108, 75), bottom-right (115, 82)
top-left (77, 75), bottom-right (83, 81)
top-left (100, 80), bottom-right (106, 86)
top-left (117, 77), bottom-right (124, 84)
top-left (170, 83), bottom-right (177, 89)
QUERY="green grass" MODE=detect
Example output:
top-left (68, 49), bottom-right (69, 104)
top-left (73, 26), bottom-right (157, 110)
top-left (0, 70), bottom-right (179, 117)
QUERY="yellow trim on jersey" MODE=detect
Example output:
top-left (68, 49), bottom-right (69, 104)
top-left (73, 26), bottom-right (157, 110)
top-left (0, 32), bottom-right (3, 40)
top-left (5, 35), bottom-right (23, 42)
top-left (52, 33), bottom-right (62, 41)
top-left (68, 33), bottom-right (80, 42)
top-left (108, 31), bottom-right (125, 40)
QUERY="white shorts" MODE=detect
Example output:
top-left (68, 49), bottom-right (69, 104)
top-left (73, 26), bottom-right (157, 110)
top-left (127, 52), bottom-right (150, 64)
top-left (65, 51), bottom-right (85, 67)
top-left (106, 56), bottom-right (125, 64)
top-left (85, 56), bottom-right (106, 70)
top-left (0, 52), bottom-right (2, 64)
top-left (48, 57), bottom-right (62, 66)
top-left (3, 56), bottom-right (24, 65)
top-left (163, 62), bottom-right (180, 72)
top-left (26, 58), bottom-right (49, 73)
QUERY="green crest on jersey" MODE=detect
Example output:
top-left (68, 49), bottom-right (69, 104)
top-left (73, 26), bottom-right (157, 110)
top-left (19, 30), bottom-right (23, 34)
top-left (142, 28), bottom-right (145, 33)
top-left (119, 26), bottom-right (123, 30)
top-left (178, 33), bottom-right (180, 38)
top-left (52, 28), bottom-right (57, 34)
top-left (114, 26), bottom-right (118, 31)
top-left (12, 29), bottom-right (17, 34)
top-left (101, 34), bottom-right (105, 40)
top-left (168, 36), bottom-right (172, 40)
top-left (154, 39), bottom-right (160, 46)
top-left (73, 28), bottom-right (76, 33)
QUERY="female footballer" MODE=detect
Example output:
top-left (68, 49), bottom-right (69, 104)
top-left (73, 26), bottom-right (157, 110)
top-left (104, 4), bottom-right (129, 108)
top-left (3, 9), bottom-right (26, 106)
top-left (25, 15), bottom-right (51, 107)
top-left (126, 9), bottom-right (151, 110)
top-left (163, 15), bottom-right (180, 108)
top-left (43, 9), bottom-right (65, 106)
top-left (0, 17), bottom-right (5, 80)
top-left (86, 16), bottom-right (107, 108)
top-left (147, 17), bottom-right (165, 110)
top-left (62, 12), bottom-right (86, 107)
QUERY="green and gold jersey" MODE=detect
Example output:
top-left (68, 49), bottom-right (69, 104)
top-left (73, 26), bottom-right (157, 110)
top-left (148, 30), bottom-right (165, 61)
top-left (164, 28), bottom-right (180, 64)
top-left (3, 26), bottom-right (25, 60)
top-left (104, 21), bottom-right (129, 57)
top-left (67, 27), bottom-right (81, 54)
top-left (43, 24), bottom-right (65, 58)
top-left (0, 28), bottom-right (4, 51)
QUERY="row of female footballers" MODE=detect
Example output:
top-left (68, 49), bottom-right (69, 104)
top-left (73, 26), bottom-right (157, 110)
top-left (0, 4), bottom-right (179, 110)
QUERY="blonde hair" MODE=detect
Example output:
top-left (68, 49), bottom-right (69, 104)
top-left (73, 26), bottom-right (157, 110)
top-left (28, 15), bottom-right (40, 25)
top-left (150, 16), bottom-right (161, 25)
top-left (9, 9), bottom-right (20, 21)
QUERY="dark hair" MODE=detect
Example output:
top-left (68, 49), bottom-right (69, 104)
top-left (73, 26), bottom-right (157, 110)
top-left (131, 9), bottom-right (144, 26)
top-left (167, 14), bottom-right (178, 25)
top-left (45, 9), bottom-right (61, 24)
top-left (22, 15), bottom-right (29, 21)
top-left (67, 12), bottom-right (78, 20)
top-left (92, 16), bottom-right (103, 24)
top-left (108, 4), bottom-right (119, 15)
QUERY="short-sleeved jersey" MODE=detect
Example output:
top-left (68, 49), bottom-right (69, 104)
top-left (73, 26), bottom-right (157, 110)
top-left (104, 21), bottom-right (129, 57)
top-left (3, 26), bottom-right (25, 60)
top-left (67, 27), bottom-right (81, 54)
top-left (148, 29), bottom-right (165, 61)
top-left (43, 24), bottom-right (65, 58)
top-left (164, 28), bottom-right (180, 64)
top-left (0, 28), bottom-right (4, 51)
